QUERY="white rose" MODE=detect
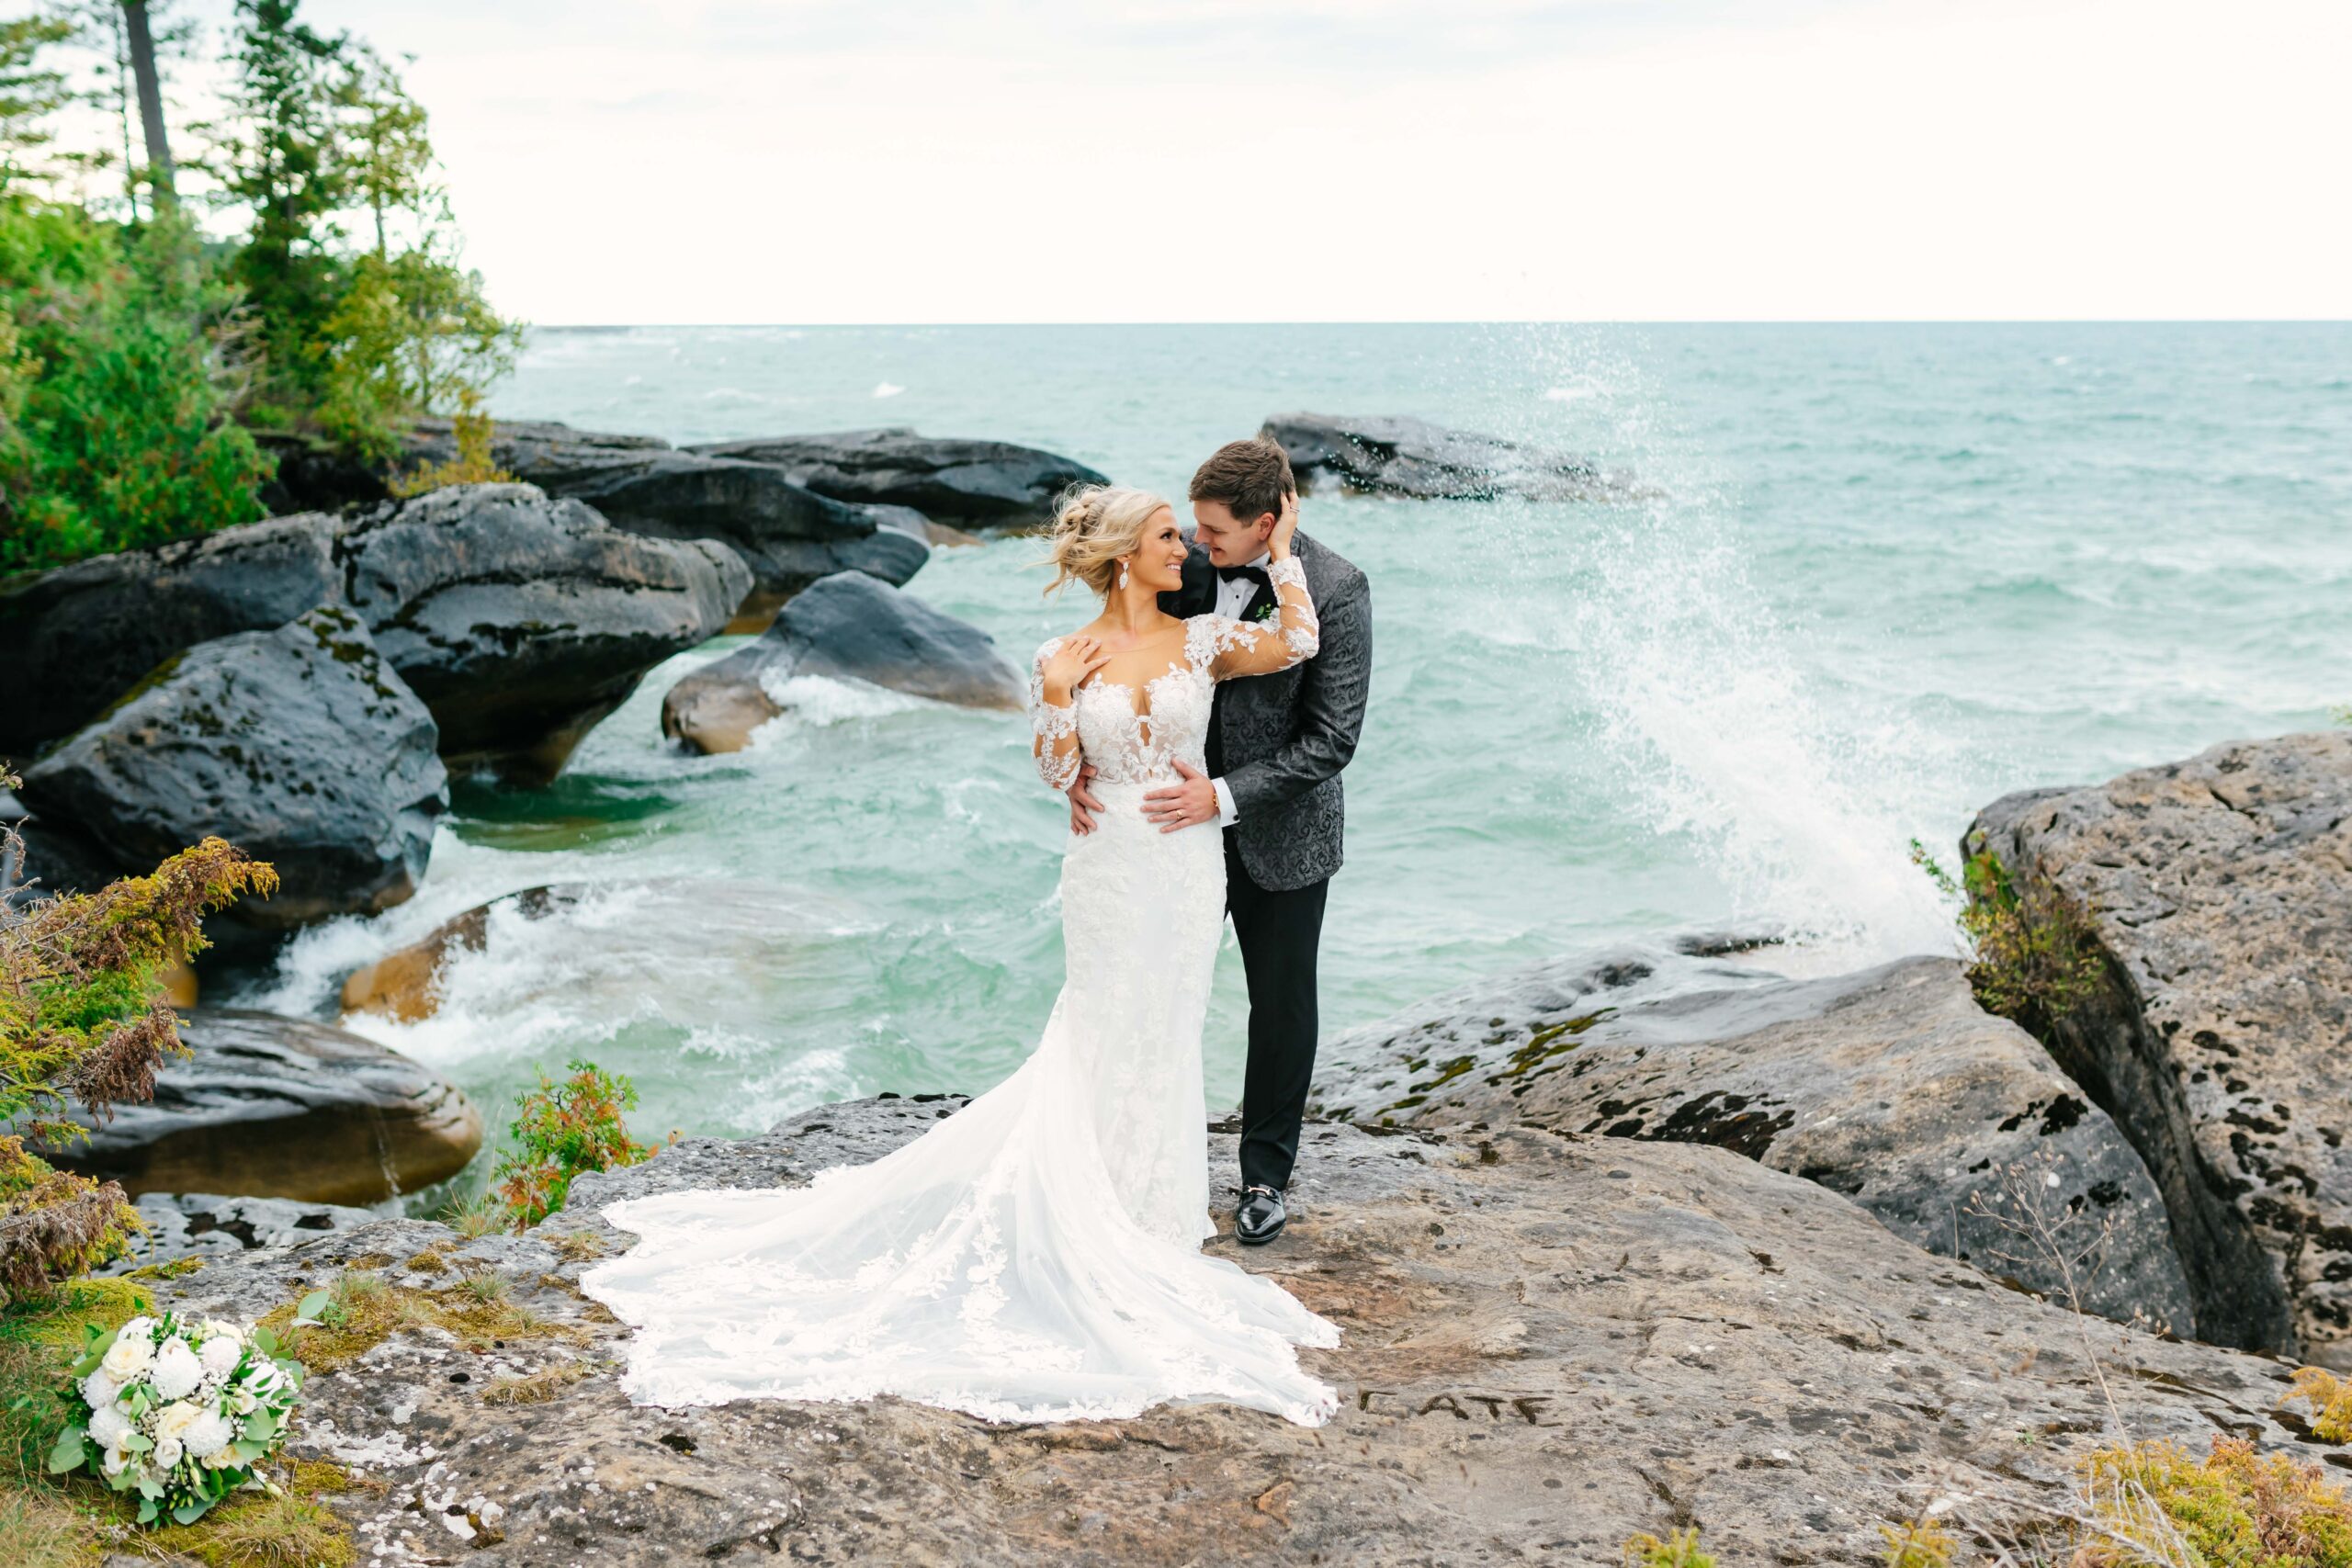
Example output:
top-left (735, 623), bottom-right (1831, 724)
top-left (202, 1443), bottom-right (242, 1470)
top-left (201, 1317), bottom-right (245, 1345)
top-left (149, 1338), bottom-right (203, 1401)
top-left (99, 1326), bottom-right (155, 1382)
top-left (153, 1436), bottom-right (184, 1469)
top-left (199, 1336), bottom-right (243, 1381)
top-left (100, 1443), bottom-right (131, 1478)
top-left (230, 1387), bottom-right (260, 1416)
top-left (153, 1400), bottom-right (206, 1445)
top-left (80, 1368), bottom-right (119, 1411)
top-left (87, 1404), bottom-right (134, 1450)
top-left (181, 1408), bottom-right (236, 1461)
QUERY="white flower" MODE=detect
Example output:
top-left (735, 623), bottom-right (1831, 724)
top-left (153, 1436), bottom-right (184, 1470)
top-left (100, 1443), bottom-right (131, 1478)
top-left (200, 1317), bottom-right (245, 1346)
top-left (202, 1443), bottom-right (242, 1470)
top-left (87, 1404), bottom-right (134, 1450)
top-left (99, 1325), bottom-right (156, 1382)
top-left (243, 1361), bottom-right (284, 1397)
top-left (80, 1368), bottom-right (120, 1412)
top-left (149, 1337), bottom-right (203, 1401)
top-left (198, 1336), bottom-right (243, 1381)
top-left (229, 1387), bottom-right (260, 1416)
top-left (153, 1400), bottom-right (206, 1445)
top-left (181, 1408), bottom-right (236, 1461)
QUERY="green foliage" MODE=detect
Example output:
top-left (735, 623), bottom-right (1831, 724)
top-left (0, 201), bottom-right (270, 572)
top-left (1623, 1527), bottom-right (1714, 1567)
top-left (0, 14), bottom-right (74, 193)
top-left (388, 389), bottom-right (513, 495)
top-left (2333, 705), bottom-right (2351, 727)
top-left (2075, 1436), bottom-right (2352, 1567)
top-left (491, 1059), bottom-right (654, 1229)
top-left (316, 253), bottom-right (519, 460)
top-left (0, 1275), bottom-right (150, 1482)
top-left (1910, 840), bottom-right (2105, 1026)
top-left (0, 772), bottom-right (276, 1299)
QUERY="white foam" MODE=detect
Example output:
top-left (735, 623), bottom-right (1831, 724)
top-left (872, 381), bottom-right (905, 399)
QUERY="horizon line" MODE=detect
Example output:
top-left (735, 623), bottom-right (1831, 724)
top-left (524, 318), bottom-right (2352, 331)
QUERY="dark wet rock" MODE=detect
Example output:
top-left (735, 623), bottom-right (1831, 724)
top-left (1967, 729), bottom-right (2352, 1364)
top-left (341, 884), bottom-right (590, 1023)
top-left (137, 1096), bottom-right (2327, 1565)
top-left (338, 483), bottom-right (751, 783)
top-left (691, 427), bottom-right (1108, 531)
top-left (13, 607), bottom-right (447, 937)
top-left (401, 420), bottom-right (928, 618)
top-left (0, 512), bottom-right (343, 758)
top-left (40, 1007), bottom-right (481, 1205)
top-left (1315, 953), bottom-right (2192, 1332)
top-left (104, 1191), bottom-right (382, 1276)
top-left (1261, 412), bottom-right (1630, 502)
top-left (662, 570), bottom-right (1023, 754)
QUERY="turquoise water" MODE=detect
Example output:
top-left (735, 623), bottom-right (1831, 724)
top-left (241, 323), bottom-right (2352, 1156)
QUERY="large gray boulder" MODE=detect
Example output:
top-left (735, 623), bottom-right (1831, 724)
top-left (403, 420), bottom-right (929, 622)
top-left (0, 512), bottom-right (342, 758)
top-left (339, 483), bottom-right (752, 783)
top-left (41, 1007), bottom-right (481, 1205)
top-left (1966, 730), bottom-right (2352, 1365)
top-left (1261, 412), bottom-right (1630, 502)
top-left (0, 486), bottom-right (753, 788)
top-left (1315, 951), bottom-right (2192, 1333)
top-left (135, 1096), bottom-right (2329, 1565)
top-left (691, 427), bottom-right (1109, 532)
top-left (662, 570), bottom-right (1023, 754)
top-left (103, 1191), bottom-right (382, 1277)
top-left (14, 607), bottom-right (447, 937)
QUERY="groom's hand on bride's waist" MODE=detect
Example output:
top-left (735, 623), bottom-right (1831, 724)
top-left (1068, 764), bottom-right (1103, 835)
top-left (1144, 761), bottom-right (1220, 833)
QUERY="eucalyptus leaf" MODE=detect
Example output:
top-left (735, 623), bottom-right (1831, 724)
top-left (295, 1290), bottom-right (331, 1325)
top-left (137, 1496), bottom-right (159, 1524)
top-left (46, 1426), bottom-right (86, 1474)
top-left (171, 1497), bottom-right (213, 1525)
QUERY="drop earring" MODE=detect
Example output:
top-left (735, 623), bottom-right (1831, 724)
top-left (1118, 560), bottom-right (1130, 590)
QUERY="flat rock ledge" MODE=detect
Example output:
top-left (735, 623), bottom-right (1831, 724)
top-left (1967, 729), bottom-right (2352, 1366)
top-left (1315, 952), bottom-right (2192, 1335)
top-left (139, 1096), bottom-right (2325, 1566)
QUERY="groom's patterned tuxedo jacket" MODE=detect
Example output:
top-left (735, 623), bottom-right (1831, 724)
top-left (1160, 529), bottom-right (1373, 893)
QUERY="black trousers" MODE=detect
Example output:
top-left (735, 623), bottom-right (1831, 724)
top-left (1225, 832), bottom-right (1329, 1193)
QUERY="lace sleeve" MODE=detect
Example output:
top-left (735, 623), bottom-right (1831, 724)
top-left (1185, 557), bottom-right (1319, 682)
top-left (1029, 639), bottom-right (1081, 792)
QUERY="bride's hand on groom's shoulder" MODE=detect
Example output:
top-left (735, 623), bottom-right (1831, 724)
top-left (1043, 636), bottom-right (1111, 700)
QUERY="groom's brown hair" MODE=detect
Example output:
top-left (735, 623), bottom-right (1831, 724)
top-left (1189, 438), bottom-right (1294, 526)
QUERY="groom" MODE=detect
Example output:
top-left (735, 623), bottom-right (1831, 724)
top-left (1068, 437), bottom-right (1374, 1244)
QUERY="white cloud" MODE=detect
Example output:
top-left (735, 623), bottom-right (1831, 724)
top-left (164, 0), bottom-right (2352, 321)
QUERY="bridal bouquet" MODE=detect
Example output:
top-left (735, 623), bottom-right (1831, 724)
top-left (47, 1310), bottom-right (306, 1526)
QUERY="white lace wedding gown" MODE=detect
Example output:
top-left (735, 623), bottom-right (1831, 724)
top-left (581, 558), bottom-right (1340, 1427)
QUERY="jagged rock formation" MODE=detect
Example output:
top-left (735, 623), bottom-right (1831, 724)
top-left (1261, 412), bottom-right (1630, 502)
top-left (691, 428), bottom-right (1109, 531)
top-left (14, 607), bottom-right (447, 939)
top-left (663, 570), bottom-right (1023, 754)
top-left (0, 485), bottom-right (752, 788)
top-left (1315, 951), bottom-right (2193, 1332)
top-left (403, 420), bottom-right (930, 621)
top-left (42, 1007), bottom-right (481, 1205)
top-left (336, 484), bottom-right (751, 783)
top-left (132, 1097), bottom-right (2324, 1565)
top-left (1968, 729), bottom-right (2352, 1363)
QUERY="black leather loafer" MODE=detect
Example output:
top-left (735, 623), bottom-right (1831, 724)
top-left (1236, 1185), bottom-right (1287, 1246)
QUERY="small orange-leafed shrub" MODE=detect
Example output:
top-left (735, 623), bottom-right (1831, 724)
top-left (2285, 1368), bottom-right (2352, 1444)
top-left (1, 772), bottom-right (277, 1300)
top-left (2073, 1435), bottom-right (2352, 1567)
top-left (489, 1059), bottom-right (654, 1228)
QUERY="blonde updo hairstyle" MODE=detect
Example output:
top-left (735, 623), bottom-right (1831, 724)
top-left (1041, 484), bottom-right (1171, 598)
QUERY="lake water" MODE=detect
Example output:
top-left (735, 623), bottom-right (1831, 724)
top-left (237, 322), bottom-right (2352, 1167)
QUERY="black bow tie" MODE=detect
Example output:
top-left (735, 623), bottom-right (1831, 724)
top-left (1217, 565), bottom-right (1272, 589)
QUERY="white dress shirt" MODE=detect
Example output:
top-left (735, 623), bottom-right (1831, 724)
top-left (1206, 549), bottom-right (1272, 827)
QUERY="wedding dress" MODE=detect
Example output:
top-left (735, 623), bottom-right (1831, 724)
top-left (581, 557), bottom-right (1339, 1427)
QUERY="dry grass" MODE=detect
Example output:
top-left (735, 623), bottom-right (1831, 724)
top-left (0, 1489), bottom-right (91, 1568)
top-left (548, 1228), bottom-right (606, 1263)
top-left (482, 1358), bottom-right (596, 1405)
top-left (261, 1267), bottom-right (580, 1372)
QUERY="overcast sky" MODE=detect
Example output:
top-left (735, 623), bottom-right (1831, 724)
top-left (157, 0), bottom-right (2348, 324)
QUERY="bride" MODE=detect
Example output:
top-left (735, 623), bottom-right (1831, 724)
top-left (581, 483), bottom-right (1340, 1427)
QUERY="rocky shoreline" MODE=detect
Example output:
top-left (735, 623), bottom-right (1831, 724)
top-left (4, 408), bottom-right (2346, 1559)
